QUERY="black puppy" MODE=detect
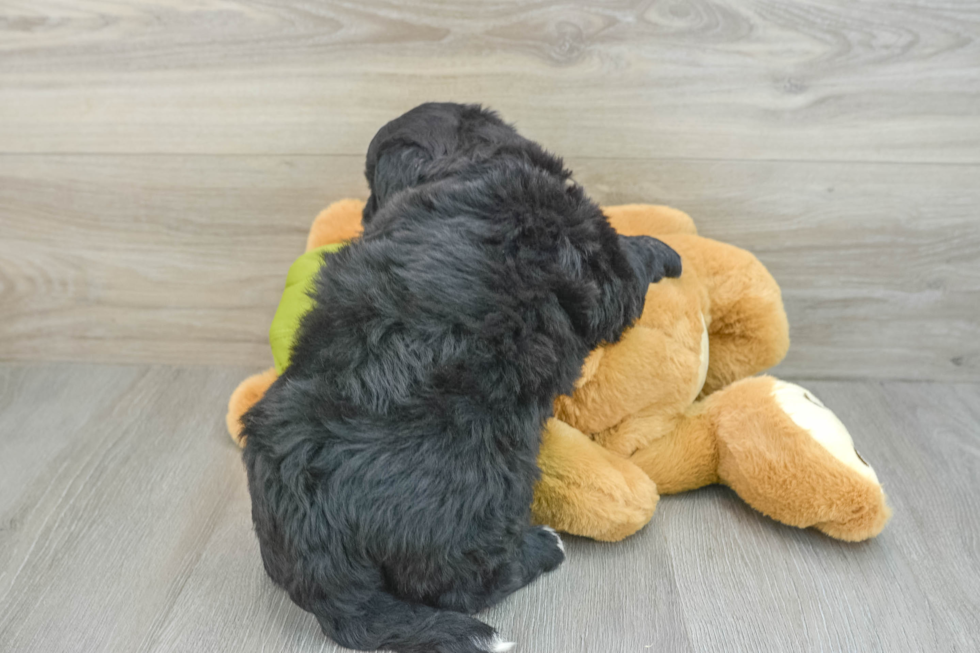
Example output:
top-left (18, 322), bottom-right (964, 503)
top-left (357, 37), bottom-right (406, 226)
top-left (242, 103), bottom-right (681, 653)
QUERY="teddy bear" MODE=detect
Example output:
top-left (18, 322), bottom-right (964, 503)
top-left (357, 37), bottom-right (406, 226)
top-left (227, 200), bottom-right (891, 543)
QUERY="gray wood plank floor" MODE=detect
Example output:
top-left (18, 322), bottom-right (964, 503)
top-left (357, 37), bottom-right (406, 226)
top-left (1, 363), bottom-right (977, 652)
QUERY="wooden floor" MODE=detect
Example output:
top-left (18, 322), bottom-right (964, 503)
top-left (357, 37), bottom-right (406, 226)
top-left (2, 1), bottom-right (979, 652)
top-left (1, 364), bottom-right (978, 652)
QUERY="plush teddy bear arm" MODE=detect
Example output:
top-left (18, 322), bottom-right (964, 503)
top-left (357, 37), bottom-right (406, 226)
top-left (533, 419), bottom-right (660, 542)
top-left (306, 198), bottom-right (366, 251)
top-left (627, 400), bottom-right (721, 494)
top-left (226, 367), bottom-right (278, 447)
top-left (603, 204), bottom-right (697, 236)
top-left (660, 235), bottom-right (790, 396)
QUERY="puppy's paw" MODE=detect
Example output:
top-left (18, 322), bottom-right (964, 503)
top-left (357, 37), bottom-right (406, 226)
top-left (527, 525), bottom-right (566, 574)
top-left (475, 635), bottom-right (516, 652)
top-left (541, 525), bottom-right (565, 554)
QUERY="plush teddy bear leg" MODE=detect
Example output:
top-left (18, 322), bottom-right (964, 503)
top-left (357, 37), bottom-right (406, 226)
top-left (225, 367), bottom-right (278, 447)
top-left (708, 376), bottom-right (891, 541)
top-left (532, 419), bottom-right (660, 542)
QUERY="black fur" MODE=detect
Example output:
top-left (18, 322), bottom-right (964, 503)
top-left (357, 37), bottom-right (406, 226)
top-left (242, 103), bottom-right (681, 653)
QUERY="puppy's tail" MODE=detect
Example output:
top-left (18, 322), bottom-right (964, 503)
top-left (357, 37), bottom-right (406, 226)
top-left (312, 589), bottom-right (513, 653)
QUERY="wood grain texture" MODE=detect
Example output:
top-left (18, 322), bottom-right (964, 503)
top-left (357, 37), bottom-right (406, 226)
top-left (1, 364), bottom-right (978, 652)
top-left (1, 0), bottom-right (979, 162)
top-left (2, 154), bottom-right (977, 380)
top-left (662, 379), bottom-right (980, 652)
top-left (2, 0), bottom-right (978, 378)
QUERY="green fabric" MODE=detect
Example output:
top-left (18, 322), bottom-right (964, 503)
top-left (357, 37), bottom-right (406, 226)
top-left (269, 242), bottom-right (346, 374)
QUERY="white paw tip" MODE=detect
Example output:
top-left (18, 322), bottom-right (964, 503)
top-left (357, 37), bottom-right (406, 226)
top-left (482, 635), bottom-right (516, 652)
top-left (542, 525), bottom-right (565, 553)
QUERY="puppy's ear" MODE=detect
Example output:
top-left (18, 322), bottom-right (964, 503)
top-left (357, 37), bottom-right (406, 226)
top-left (363, 103), bottom-right (463, 222)
top-left (552, 217), bottom-right (649, 349)
top-left (362, 193), bottom-right (380, 223)
top-left (619, 235), bottom-right (682, 286)
top-left (363, 143), bottom-right (432, 224)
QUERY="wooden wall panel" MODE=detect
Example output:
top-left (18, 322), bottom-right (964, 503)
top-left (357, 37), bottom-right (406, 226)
top-left (1, 1), bottom-right (978, 162)
top-left (1, 155), bottom-right (976, 380)
top-left (1, 1), bottom-right (977, 378)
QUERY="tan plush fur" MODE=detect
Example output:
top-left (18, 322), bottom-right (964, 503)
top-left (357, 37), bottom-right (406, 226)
top-left (626, 376), bottom-right (891, 541)
top-left (305, 199), bottom-right (365, 250)
top-left (225, 199), bottom-right (890, 543)
top-left (226, 366), bottom-right (277, 447)
top-left (667, 236), bottom-right (790, 396)
top-left (706, 376), bottom-right (892, 541)
top-left (532, 419), bottom-right (659, 542)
